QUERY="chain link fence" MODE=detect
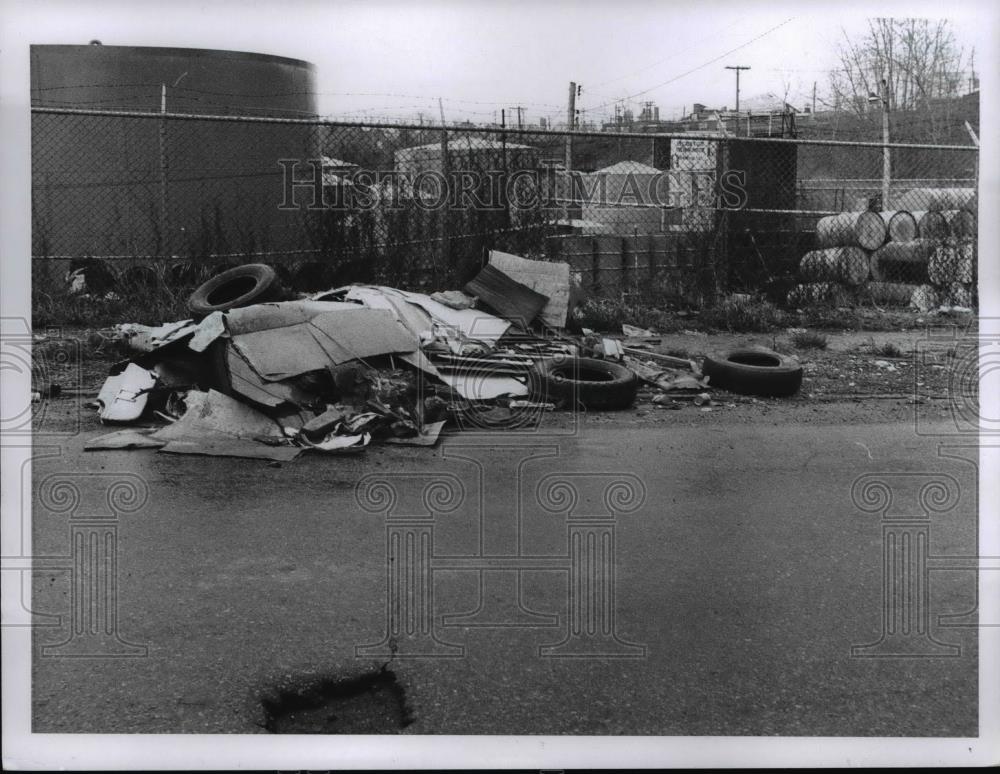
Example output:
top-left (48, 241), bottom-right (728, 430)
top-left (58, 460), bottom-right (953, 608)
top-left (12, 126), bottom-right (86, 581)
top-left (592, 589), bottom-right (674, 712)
top-left (31, 106), bottom-right (979, 322)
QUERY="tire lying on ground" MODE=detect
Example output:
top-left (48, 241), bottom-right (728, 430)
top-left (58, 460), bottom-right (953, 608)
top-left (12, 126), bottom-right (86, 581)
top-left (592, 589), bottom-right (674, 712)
top-left (187, 263), bottom-right (283, 317)
top-left (701, 347), bottom-right (803, 398)
top-left (532, 356), bottom-right (639, 410)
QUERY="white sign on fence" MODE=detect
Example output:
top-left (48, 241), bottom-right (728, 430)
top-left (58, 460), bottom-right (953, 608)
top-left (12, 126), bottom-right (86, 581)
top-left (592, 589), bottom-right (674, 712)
top-left (671, 138), bottom-right (717, 171)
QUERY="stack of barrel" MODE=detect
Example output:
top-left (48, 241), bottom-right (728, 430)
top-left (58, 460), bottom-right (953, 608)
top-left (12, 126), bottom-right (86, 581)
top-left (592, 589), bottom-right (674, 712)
top-left (788, 187), bottom-right (977, 309)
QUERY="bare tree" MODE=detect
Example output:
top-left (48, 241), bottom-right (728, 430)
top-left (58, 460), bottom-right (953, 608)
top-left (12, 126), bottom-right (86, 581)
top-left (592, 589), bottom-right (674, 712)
top-left (830, 19), bottom-right (973, 116)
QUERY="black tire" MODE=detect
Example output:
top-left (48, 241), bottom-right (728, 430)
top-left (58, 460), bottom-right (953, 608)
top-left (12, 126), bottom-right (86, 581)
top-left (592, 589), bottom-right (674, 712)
top-left (532, 356), bottom-right (639, 411)
top-left (701, 346), bottom-right (803, 397)
top-left (187, 263), bottom-right (282, 317)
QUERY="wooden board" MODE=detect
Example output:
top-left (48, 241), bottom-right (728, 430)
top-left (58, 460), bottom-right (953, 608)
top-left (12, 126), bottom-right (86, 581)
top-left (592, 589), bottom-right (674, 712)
top-left (489, 250), bottom-right (571, 329)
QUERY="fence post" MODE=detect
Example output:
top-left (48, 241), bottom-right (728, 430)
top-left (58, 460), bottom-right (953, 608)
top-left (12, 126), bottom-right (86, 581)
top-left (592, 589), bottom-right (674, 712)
top-left (715, 138), bottom-right (730, 301)
top-left (437, 125), bottom-right (450, 285)
top-left (158, 91), bottom-right (170, 257)
top-left (590, 236), bottom-right (599, 296)
top-left (621, 236), bottom-right (630, 301)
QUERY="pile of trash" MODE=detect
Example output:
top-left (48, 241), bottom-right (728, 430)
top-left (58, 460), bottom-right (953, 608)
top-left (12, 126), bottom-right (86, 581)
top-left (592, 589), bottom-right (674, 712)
top-left (87, 252), bottom-right (609, 460)
top-left (87, 250), bottom-right (803, 460)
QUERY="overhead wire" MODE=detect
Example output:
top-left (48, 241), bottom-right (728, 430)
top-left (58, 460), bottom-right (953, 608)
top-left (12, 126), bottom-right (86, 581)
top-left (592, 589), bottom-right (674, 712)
top-left (586, 15), bottom-right (750, 90)
top-left (581, 17), bottom-right (797, 114)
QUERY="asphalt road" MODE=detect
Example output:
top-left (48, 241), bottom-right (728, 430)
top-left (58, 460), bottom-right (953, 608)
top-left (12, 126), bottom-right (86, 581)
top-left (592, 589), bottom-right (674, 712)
top-left (29, 410), bottom-right (979, 736)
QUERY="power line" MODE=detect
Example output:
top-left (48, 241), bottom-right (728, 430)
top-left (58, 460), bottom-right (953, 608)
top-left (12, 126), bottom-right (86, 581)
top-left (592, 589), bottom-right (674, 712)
top-left (584, 17), bottom-right (797, 113)
top-left (586, 16), bottom-right (749, 89)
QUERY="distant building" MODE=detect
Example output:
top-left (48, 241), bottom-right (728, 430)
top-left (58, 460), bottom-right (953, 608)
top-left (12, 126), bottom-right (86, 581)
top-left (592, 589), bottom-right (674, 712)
top-left (394, 136), bottom-right (538, 178)
top-left (556, 160), bottom-right (668, 236)
top-left (321, 157), bottom-right (359, 187)
top-left (602, 95), bottom-right (797, 138)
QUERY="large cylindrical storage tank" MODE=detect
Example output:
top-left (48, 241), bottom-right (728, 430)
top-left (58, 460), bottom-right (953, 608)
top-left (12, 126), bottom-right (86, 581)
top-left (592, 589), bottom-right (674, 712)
top-left (31, 44), bottom-right (318, 261)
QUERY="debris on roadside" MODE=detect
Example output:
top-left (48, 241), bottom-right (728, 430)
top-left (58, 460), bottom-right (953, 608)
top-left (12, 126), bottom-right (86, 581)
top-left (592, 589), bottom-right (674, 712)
top-left (85, 429), bottom-right (167, 451)
top-left (485, 250), bottom-right (571, 328)
top-left (85, 255), bottom-right (598, 461)
top-left (623, 346), bottom-right (700, 374)
top-left (700, 347), bottom-right (803, 398)
top-left (580, 331), bottom-right (626, 361)
top-left (429, 290), bottom-right (476, 310)
top-left (622, 324), bottom-right (659, 341)
top-left (83, 253), bottom-right (818, 461)
top-left (95, 363), bottom-right (158, 422)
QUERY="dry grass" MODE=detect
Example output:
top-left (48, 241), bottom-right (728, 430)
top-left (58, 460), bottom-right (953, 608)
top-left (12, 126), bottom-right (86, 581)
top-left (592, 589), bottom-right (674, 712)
top-left (698, 297), bottom-right (784, 333)
top-left (874, 342), bottom-right (904, 358)
top-left (33, 259), bottom-right (207, 329)
top-left (790, 331), bottom-right (829, 350)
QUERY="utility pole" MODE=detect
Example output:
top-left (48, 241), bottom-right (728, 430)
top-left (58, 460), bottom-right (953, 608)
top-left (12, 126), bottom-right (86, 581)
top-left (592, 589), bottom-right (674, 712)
top-left (725, 65), bottom-right (750, 112)
top-left (437, 97), bottom-right (449, 283)
top-left (159, 83), bottom-right (169, 255)
top-left (812, 81), bottom-right (817, 115)
top-left (565, 81), bottom-right (576, 172)
top-left (500, 109), bottom-right (509, 224)
top-left (880, 78), bottom-right (890, 209)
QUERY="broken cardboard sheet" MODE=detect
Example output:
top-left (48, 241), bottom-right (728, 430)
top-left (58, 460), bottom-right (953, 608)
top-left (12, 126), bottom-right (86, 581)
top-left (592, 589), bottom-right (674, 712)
top-left (226, 302), bottom-right (420, 382)
top-left (340, 286), bottom-right (436, 341)
top-left (301, 405), bottom-right (351, 440)
top-left (225, 343), bottom-right (299, 408)
top-left (114, 313), bottom-right (225, 357)
top-left (188, 311), bottom-right (226, 352)
top-left (463, 263), bottom-right (549, 326)
top-left (300, 432), bottom-right (370, 454)
top-left (150, 389), bottom-right (299, 461)
top-left (113, 319), bottom-right (196, 354)
top-left (488, 251), bottom-right (571, 329)
top-left (85, 429), bottom-right (166, 451)
top-left (429, 290), bottom-right (475, 310)
top-left (393, 289), bottom-right (511, 342)
top-left (622, 324), bottom-right (658, 339)
top-left (151, 389), bottom-right (285, 442)
top-left (225, 300), bottom-right (361, 334)
top-left (96, 363), bottom-right (157, 422)
top-left (438, 372), bottom-right (530, 400)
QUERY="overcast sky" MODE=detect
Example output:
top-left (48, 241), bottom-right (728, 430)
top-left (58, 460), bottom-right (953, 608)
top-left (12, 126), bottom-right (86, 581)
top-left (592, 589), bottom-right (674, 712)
top-left (4, 0), bottom-right (990, 125)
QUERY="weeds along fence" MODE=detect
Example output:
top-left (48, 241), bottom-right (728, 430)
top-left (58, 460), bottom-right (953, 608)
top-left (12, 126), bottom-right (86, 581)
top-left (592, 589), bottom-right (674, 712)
top-left (31, 106), bottom-right (979, 324)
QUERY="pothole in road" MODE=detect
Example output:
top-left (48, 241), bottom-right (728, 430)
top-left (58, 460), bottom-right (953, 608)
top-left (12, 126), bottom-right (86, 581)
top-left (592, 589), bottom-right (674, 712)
top-left (260, 667), bottom-right (413, 733)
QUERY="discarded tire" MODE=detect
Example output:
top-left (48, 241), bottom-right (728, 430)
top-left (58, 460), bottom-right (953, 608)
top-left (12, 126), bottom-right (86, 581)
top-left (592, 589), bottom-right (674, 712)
top-left (701, 347), bottom-right (803, 398)
top-left (187, 263), bottom-right (282, 317)
top-left (532, 356), bottom-right (639, 410)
